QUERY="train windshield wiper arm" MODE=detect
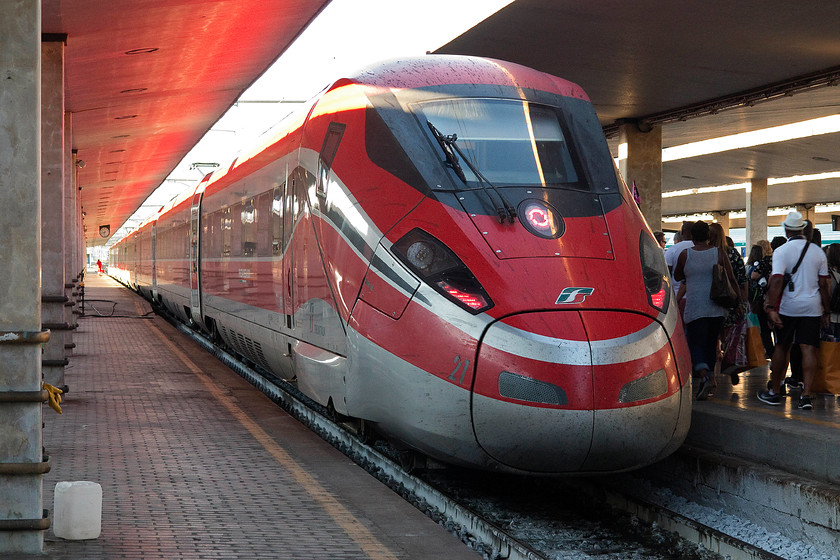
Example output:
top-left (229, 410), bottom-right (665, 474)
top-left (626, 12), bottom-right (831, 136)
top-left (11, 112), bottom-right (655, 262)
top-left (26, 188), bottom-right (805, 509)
top-left (427, 120), bottom-right (466, 182)
top-left (426, 120), bottom-right (516, 224)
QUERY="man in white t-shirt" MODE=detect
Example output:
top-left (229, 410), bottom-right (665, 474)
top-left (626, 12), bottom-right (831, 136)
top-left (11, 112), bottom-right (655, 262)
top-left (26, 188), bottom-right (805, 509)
top-left (664, 221), bottom-right (694, 295)
top-left (758, 211), bottom-right (830, 410)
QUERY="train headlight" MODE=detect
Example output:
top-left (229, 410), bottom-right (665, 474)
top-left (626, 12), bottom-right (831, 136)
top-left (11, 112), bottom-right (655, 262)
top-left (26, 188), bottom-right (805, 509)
top-left (406, 241), bottom-right (438, 271)
top-left (639, 232), bottom-right (671, 313)
top-left (619, 368), bottom-right (668, 403)
top-left (393, 228), bottom-right (493, 314)
top-left (517, 199), bottom-right (564, 239)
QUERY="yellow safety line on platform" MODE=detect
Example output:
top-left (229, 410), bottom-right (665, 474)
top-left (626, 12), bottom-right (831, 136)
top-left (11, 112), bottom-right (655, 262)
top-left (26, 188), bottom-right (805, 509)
top-left (710, 399), bottom-right (840, 429)
top-left (148, 321), bottom-right (399, 560)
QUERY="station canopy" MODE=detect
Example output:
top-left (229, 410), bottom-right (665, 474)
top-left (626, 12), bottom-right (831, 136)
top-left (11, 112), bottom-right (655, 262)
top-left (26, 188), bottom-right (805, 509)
top-left (435, 0), bottom-right (840, 227)
top-left (43, 0), bottom-right (330, 246)
top-left (45, 0), bottom-right (840, 244)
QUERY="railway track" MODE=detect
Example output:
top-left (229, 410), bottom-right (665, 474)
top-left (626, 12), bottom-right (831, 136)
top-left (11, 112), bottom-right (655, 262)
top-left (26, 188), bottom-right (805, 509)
top-left (174, 319), bottom-right (786, 560)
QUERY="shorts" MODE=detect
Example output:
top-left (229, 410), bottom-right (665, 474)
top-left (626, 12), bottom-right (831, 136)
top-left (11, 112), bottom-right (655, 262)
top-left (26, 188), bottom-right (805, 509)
top-left (774, 315), bottom-right (821, 347)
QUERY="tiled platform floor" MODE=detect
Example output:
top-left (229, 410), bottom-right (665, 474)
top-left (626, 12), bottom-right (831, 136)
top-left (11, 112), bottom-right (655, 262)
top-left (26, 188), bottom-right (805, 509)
top-left (10, 274), bottom-right (479, 559)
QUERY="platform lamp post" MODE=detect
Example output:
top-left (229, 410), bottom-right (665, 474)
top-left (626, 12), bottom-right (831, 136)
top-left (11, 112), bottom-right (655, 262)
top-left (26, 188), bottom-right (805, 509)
top-left (0, 1), bottom-right (50, 553)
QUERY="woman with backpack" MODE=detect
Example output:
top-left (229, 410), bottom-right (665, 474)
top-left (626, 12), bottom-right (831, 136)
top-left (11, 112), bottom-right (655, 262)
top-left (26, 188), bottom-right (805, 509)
top-left (749, 242), bottom-right (774, 357)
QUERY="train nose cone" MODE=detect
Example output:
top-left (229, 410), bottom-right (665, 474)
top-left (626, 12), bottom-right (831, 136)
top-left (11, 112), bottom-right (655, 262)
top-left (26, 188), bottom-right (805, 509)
top-left (471, 311), bottom-right (686, 474)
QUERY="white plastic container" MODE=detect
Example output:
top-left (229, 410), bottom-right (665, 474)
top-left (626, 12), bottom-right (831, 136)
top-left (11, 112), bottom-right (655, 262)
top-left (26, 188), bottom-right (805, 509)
top-left (53, 481), bottom-right (102, 540)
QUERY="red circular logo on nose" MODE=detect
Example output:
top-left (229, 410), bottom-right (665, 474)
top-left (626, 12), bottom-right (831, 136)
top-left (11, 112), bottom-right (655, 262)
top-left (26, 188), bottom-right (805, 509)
top-left (518, 200), bottom-right (564, 239)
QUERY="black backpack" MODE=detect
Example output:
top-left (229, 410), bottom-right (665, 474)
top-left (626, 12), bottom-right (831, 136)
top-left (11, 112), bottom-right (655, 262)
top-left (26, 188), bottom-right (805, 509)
top-left (830, 270), bottom-right (840, 313)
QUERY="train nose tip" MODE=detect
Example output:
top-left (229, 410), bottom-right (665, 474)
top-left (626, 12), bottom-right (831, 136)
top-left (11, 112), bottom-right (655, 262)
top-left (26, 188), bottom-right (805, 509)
top-left (471, 310), bottom-right (687, 473)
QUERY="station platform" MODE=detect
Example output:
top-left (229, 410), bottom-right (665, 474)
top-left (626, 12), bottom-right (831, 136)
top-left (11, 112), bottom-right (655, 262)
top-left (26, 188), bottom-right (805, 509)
top-left (687, 361), bottom-right (840, 486)
top-left (12, 274), bottom-right (840, 558)
top-left (20, 274), bottom-right (480, 559)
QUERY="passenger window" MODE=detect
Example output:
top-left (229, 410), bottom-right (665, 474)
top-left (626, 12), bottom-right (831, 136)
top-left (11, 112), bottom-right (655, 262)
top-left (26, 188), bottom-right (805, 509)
top-left (241, 198), bottom-right (257, 257)
top-left (222, 207), bottom-right (232, 257)
top-left (272, 184), bottom-right (284, 256)
top-left (317, 122), bottom-right (346, 198)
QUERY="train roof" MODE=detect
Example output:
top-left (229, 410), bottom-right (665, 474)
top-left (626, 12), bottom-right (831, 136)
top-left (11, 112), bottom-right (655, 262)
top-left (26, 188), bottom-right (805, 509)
top-left (348, 54), bottom-right (589, 101)
top-left (195, 54), bottom-right (591, 200)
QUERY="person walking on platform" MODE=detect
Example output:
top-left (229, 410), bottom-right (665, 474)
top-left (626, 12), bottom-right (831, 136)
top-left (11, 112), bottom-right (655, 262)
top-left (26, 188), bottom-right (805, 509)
top-left (786, 221), bottom-right (822, 390)
top-left (665, 221), bottom-right (694, 291)
top-left (674, 221), bottom-right (739, 400)
top-left (748, 242), bottom-right (774, 357)
top-left (654, 230), bottom-right (667, 249)
top-left (758, 211), bottom-right (831, 410)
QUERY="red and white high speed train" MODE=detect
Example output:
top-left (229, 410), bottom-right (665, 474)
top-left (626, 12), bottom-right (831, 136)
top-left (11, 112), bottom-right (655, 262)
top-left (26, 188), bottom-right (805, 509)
top-left (110, 55), bottom-right (692, 475)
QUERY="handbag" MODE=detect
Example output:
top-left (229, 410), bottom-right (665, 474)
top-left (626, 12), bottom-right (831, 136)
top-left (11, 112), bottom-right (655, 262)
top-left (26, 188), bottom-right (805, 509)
top-left (745, 313), bottom-right (765, 368)
top-left (710, 249), bottom-right (738, 308)
top-left (812, 338), bottom-right (840, 394)
top-left (721, 318), bottom-right (748, 370)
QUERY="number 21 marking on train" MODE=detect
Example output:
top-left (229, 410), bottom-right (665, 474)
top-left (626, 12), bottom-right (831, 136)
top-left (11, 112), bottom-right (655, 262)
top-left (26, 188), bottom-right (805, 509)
top-left (449, 355), bottom-right (470, 384)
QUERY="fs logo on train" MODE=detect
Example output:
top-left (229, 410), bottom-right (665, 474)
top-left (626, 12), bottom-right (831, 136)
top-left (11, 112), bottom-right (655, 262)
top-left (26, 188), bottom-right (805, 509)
top-left (555, 287), bottom-right (594, 304)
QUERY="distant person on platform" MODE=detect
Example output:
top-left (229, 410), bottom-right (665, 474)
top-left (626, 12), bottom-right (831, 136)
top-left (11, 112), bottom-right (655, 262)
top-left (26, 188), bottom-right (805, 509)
top-left (758, 211), bottom-right (830, 410)
top-left (673, 221), bottom-right (740, 400)
top-left (665, 221), bottom-right (694, 295)
top-left (654, 231), bottom-right (667, 250)
top-left (96, 259), bottom-right (103, 273)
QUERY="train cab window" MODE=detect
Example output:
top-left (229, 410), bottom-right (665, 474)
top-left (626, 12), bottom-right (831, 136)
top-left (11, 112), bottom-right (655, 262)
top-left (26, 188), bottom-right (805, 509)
top-left (419, 98), bottom-right (584, 189)
top-left (317, 122), bottom-right (346, 198)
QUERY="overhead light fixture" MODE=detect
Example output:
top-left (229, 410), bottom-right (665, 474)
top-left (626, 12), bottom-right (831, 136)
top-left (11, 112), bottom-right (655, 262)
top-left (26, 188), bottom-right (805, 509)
top-left (662, 115), bottom-right (840, 162)
top-left (125, 48), bottom-right (158, 55)
top-left (190, 162), bottom-right (219, 177)
top-left (663, 171), bottom-right (840, 199)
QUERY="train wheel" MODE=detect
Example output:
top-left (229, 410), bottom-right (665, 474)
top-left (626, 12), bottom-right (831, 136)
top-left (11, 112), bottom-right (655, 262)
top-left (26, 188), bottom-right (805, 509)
top-left (398, 449), bottom-right (426, 473)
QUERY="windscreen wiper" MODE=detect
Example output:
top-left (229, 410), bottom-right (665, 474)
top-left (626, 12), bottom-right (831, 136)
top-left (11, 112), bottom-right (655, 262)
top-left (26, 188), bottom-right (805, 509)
top-left (427, 120), bottom-right (466, 182)
top-left (426, 120), bottom-right (516, 224)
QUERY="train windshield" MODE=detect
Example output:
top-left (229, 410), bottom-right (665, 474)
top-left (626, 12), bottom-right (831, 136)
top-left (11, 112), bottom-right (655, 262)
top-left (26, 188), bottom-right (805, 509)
top-left (419, 98), bottom-right (583, 189)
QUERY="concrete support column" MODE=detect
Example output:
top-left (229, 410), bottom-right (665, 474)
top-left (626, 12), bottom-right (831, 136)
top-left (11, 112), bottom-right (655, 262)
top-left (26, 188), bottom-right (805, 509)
top-left (73, 149), bottom-right (85, 278)
top-left (64, 112), bottom-right (76, 357)
top-left (618, 120), bottom-right (663, 231)
top-left (746, 178), bottom-right (769, 249)
top-left (713, 211), bottom-right (731, 236)
top-left (41, 40), bottom-right (67, 389)
top-left (0, 1), bottom-right (46, 553)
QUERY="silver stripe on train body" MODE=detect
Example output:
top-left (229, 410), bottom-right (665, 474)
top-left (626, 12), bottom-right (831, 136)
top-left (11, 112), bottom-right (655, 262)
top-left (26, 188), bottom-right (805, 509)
top-left (481, 314), bottom-right (672, 367)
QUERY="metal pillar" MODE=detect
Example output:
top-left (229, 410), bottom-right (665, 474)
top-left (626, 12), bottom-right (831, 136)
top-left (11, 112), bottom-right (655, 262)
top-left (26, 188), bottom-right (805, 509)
top-left (796, 203), bottom-right (816, 226)
top-left (713, 211), bottom-right (731, 236)
top-left (747, 178), bottom-right (769, 249)
top-left (618, 120), bottom-right (663, 231)
top-left (0, 1), bottom-right (49, 552)
top-left (41, 39), bottom-right (68, 389)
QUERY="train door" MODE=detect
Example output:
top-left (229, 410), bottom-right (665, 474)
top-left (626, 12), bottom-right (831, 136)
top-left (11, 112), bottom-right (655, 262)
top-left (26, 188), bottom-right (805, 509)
top-left (189, 189), bottom-right (205, 330)
top-left (130, 236), bottom-right (137, 288)
top-left (151, 222), bottom-right (157, 301)
top-left (272, 178), bottom-right (285, 318)
top-left (282, 169), bottom-right (298, 331)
